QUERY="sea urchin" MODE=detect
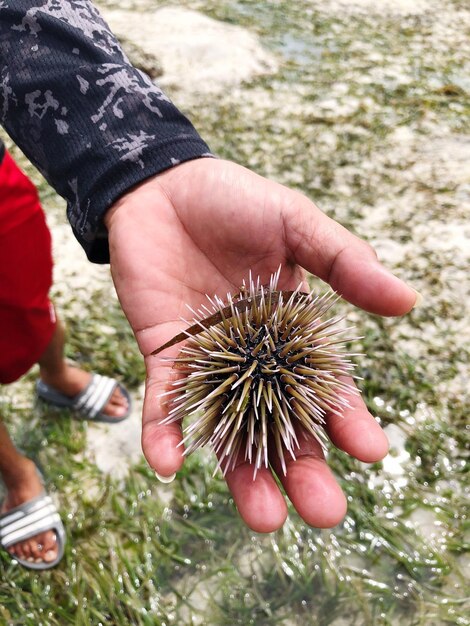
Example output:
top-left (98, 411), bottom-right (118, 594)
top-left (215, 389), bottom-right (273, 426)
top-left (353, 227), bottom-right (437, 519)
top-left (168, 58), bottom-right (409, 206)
top-left (158, 269), bottom-right (359, 477)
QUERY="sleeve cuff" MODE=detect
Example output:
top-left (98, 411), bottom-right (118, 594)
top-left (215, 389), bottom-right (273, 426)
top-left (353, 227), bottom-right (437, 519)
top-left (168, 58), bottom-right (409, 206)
top-left (68, 137), bottom-right (214, 263)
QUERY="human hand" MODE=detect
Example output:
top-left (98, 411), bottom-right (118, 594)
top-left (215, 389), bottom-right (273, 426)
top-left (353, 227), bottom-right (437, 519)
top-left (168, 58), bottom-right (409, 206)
top-left (105, 158), bottom-right (417, 532)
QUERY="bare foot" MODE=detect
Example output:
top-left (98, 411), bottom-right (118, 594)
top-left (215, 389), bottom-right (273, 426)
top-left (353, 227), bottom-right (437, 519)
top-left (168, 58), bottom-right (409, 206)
top-left (1, 459), bottom-right (58, 565)
top-left (40, 365), bottom-right (129, 420)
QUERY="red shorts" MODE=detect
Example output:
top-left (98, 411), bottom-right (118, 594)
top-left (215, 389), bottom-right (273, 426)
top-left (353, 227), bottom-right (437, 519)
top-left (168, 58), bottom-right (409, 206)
top-left (0, 150), bottom-right (56, 384)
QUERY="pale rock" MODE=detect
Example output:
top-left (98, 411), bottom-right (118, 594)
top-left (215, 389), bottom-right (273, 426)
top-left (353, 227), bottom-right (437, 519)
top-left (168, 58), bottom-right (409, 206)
top-left (99, 5), bottom-right (279, 96)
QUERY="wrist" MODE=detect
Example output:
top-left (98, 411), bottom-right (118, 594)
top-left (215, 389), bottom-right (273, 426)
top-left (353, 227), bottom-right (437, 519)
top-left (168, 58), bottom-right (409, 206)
top-left (104, 157), bottom-right (207, 232)
top-left (103, 171), bottom-right (170, 234)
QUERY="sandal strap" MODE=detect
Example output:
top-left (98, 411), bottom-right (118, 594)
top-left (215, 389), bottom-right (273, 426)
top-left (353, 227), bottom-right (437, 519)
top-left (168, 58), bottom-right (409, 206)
top-left (73, 374), bottom-right (117, 419)
top-left (0, 496), bottom-right (61, 548)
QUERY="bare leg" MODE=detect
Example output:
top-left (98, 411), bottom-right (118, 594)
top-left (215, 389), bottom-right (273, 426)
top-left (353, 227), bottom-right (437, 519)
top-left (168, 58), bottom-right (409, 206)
top-left (0, 421), bottom-right (58, 563)
top-left (38, 313), bottom-right (128, 418)
top-left (0, 312), bottom-right (128, 565)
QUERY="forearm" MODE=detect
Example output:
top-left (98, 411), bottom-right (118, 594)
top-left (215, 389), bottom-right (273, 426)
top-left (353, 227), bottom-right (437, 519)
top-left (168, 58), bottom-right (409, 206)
top-left (0, 1), bottom-right (211, 262)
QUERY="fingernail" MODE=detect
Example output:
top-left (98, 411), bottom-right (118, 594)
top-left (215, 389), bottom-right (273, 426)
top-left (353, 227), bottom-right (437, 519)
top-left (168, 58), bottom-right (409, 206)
top-left (26, 557), bottom-right (34, 563)
top-left (35, 558), bottom-right (44, 564)
top-left (155, 470), bottom-right (176, 484)
top-left (412, 288), bottom-right (424, 308)
top-left (45, 550), bottom-right (56, 561)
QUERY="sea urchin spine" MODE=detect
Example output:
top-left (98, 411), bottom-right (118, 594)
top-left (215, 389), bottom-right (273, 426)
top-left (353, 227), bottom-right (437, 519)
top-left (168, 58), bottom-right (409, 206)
top-left (160, 269), bottom-right (359, 478)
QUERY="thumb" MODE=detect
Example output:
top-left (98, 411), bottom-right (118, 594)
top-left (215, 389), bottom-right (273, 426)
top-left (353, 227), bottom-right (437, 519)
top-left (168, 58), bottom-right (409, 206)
top-left (282, 194), bottom-right (418, 316)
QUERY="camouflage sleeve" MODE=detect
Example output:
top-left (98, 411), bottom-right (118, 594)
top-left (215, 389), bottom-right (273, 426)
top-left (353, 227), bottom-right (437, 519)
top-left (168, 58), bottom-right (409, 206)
top-left (0, 1), bottom-right (212, 262)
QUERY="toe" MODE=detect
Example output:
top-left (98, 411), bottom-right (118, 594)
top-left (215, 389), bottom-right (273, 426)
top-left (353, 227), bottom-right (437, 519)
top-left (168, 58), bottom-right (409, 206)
top-left (111, 387), bottom-right (128, 407)
top-left (103, 386), bottom-right (129, 418)
top-left (104, 403), bottom-right (127, 418)
top-left (26, 538), bottom-right (45, 561)
top-left (30, 541), bottom-right (43, 560)
top-left (21, 541), bottom-right (33, 561)
top-left (36, 530), bottom-right (59, 563)
top-left (42, 530), bottom-right (58, 554)
top-left (43, 545), bottom-right (59, 563)
top-left (30, 531), bottom-right (49, 559)
top-left (10, 543), bottom-right (22, 559)
top-left (18, 545), bottom-right (29, 560)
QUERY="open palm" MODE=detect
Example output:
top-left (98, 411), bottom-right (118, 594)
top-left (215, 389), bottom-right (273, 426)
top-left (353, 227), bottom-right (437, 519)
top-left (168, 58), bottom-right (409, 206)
top-left (105, 158), bottom-right (416, 532)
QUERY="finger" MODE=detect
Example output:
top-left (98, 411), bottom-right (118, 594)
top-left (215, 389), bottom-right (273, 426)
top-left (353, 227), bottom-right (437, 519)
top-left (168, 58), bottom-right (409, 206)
top-left (141, 338), bottom-right (186, 478)
top-left (142, 379), bottom-right (185, 477)
top-left (270, 432), bottom-right (347, 528)
top-left (325, 382), bottom-right (389, 463)
top-left (142, 380), bottom-right (185, 477)
top-left (224, 462), bottom-right (288, 533)
top-left (282, 194), bottom-right (418, 316)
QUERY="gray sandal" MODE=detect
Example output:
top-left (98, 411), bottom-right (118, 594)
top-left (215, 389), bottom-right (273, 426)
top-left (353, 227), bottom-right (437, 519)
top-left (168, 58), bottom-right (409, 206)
top-left (0, 492), bottom-right (66, 570)
top-left (36, 373), bottom-right (132, 423)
